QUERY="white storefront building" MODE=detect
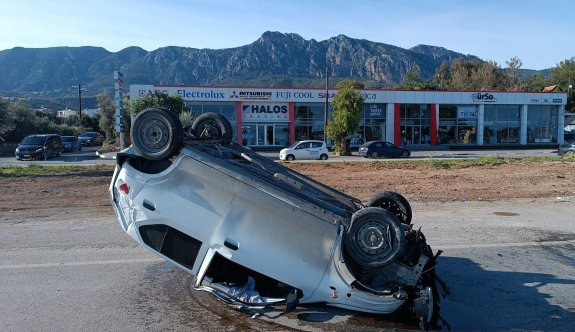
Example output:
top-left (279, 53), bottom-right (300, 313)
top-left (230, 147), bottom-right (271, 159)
top-left (130, 84), bottom-right (567, 148)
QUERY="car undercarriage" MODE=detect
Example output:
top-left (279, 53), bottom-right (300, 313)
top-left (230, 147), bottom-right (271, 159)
top-left (109, 107), bottom-right (449, 330)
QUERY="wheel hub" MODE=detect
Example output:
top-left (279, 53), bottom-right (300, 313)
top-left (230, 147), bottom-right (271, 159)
top-left (357, 221), bottom-right (391, 254)
top-left (141, 119), bottom-right (169, 150)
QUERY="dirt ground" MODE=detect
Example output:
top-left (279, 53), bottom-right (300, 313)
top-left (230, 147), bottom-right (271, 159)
top-left (2, 159), bottom-right (575, 220)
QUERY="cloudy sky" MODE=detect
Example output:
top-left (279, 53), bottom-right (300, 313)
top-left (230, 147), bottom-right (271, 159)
top-left (0, 0), bottom-right (573, 70)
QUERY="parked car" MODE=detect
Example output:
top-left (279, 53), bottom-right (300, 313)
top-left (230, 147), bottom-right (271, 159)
top-left (358, 141), bottom-right (411, 158)
top-left (15, 134), bottom-right (62, 160)
top-left (279, 140), bottom-right (329, 161)
top-left (109, 108), bottom-right (443, 329)
top-left (558, 141), bottom-right (575, 156)
top-left (61, 136), bottom-right (82, 152)
top-left (78, 132), bottom-right (104, 146)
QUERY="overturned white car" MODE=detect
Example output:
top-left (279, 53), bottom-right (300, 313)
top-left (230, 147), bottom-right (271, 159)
top-left (110, 108), bottom-right (444, 330)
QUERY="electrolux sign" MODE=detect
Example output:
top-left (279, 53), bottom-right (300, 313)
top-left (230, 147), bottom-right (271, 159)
top-left (242, 103), bottom-right (289, 122)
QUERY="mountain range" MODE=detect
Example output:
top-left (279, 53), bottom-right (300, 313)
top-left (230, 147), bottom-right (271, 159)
top-left (0, 31), bottom-right (546, 109)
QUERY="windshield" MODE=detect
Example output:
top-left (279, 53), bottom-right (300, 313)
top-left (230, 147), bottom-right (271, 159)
top-left (80, 132), bottom-right (97, 137)
top-left (21, 136), bottom-right (45, 145)
top-left (61, 136), bottom-right (77, 142)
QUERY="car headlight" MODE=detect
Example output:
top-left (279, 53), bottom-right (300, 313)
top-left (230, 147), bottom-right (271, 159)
top-left (35, 148), bottom-right (44, 153)
top-left (15, 148), bottom-right (19, 154)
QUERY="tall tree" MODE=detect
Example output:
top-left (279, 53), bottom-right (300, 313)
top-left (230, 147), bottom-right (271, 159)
top-left (326, 80), bottom-right (364, 155)
top-left (97, 91), bottom-right (116, 141)
top-left (0, 100), bottom-right (13, 142)
top-left (472, 60), bottom-right (505, 90)
top-left (397, 64), bottom-right (423, 90)
top-left (551, 59), bottom-right (575, 112)
top-left (525, 73), bottom-right (551, 92)
top-left (130, 91), bottom-right (188, 117)
top-left (505, 56), bottom-right (523, 91)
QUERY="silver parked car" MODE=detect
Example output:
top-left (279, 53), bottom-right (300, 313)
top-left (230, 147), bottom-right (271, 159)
top-left (279, 140), bottom-right (329, 161)
top-left (109, 108), bottom-right (444, 329)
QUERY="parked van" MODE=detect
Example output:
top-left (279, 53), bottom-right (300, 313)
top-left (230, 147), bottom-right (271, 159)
top-left (15, 134), bottom-right (62, 160)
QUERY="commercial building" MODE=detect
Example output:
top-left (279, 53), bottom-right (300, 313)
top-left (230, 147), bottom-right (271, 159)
top-left (130, 84), bottom-right (567, 149)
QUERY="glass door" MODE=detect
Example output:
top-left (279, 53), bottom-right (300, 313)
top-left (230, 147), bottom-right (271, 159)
top-left (257, 123), bottom-right (274, 146)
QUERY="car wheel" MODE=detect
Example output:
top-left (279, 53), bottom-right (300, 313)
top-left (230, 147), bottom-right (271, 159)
top-left (367, 191), bottom-right (412, 225)
top-left (401, 150), bottom-right (410, 158)
top-left (286, 154), bottom-right (295, 161)
top-left (371, 151), bottom-right (378, 158)
top-left (320, 154), bottom-right (328, 160)
top-left (345, 207), bottom-right (405, 268)
top-left (131, 107), bottom-right (184, 160)
top-left (191, 112), bottom-right (233, 144)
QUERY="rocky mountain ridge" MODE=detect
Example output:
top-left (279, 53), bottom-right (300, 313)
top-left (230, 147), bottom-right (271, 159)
top-left (0, 31), bottom-right (482, 99)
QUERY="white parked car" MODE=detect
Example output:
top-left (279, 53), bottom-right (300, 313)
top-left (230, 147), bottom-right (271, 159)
top-left (279, 140), bottom-right (329, 161)
top-left (109, 108), bottom-right (444, 330)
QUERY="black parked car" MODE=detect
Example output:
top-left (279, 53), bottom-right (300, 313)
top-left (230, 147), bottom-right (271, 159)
top-left (61, 136), bottom-right (82, 152)
top-left (15, 134), bottom-right (62, 160)
top-left (358, 141), bottom-right (411, 158)
top-left (78, 132), bottom-right (104, 146)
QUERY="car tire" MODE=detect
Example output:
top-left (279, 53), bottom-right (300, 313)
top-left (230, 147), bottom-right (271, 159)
top-left (131, 107), bottom-right (184, 160)
top-left (191, 112), bottom-right (233, 144)
top-left (367, 191), bottom-right (412, 225)
top-left (401, 150), bottom-right (410, 158)
top-left (345, 207), bottom-right (405, 268)
top-left (371, 151), bottom-right (378, 158)
top-left (286, 154), bottom-right (295, 161)
top-left (320, 154), bottom-right (328, 160)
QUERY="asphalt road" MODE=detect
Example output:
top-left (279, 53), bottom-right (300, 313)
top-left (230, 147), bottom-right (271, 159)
top-left (1, 199), bottom-right (574, 331)
top-left (0, 147), bottom-right (561, 166)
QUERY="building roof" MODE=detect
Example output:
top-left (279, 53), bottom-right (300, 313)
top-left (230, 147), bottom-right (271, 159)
top-left (542, 85), bottom-right (561, 92)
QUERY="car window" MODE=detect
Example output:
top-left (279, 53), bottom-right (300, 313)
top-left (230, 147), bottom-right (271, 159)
top-left (295, 143), bottom-right (308, 150)
top-left (311, 142), bottom-right (323, 148)
top-left (374, 143), bottom-right (382, 148)
top-left (22, 136), bottom-right (45, 145)
top-left (385, 142), bottom-right (395, 147)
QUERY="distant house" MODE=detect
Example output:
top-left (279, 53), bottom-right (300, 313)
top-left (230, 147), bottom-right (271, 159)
top-left (542, 85), bottom-right (562, 92)
top-left (57, 109), bottom-right (77, 118)
top-left (57, 108), bottom-right (100, 118)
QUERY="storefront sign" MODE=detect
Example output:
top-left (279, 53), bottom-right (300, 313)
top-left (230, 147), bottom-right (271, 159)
top-left (457, 106), bottom-right (478, 119)
top-left (471, 92), bottom-right (497, 103)
top-left (242, 103), bottom-right (289, 122)
top-left (367, 104), bottom-right (385, 118)
top-left (231, 90), bottom-right (273, 100)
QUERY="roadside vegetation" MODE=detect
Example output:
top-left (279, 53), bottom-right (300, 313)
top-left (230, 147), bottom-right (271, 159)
top-left (3, 155), bottom-right (573, 177)
top-left (0, 164), bottom-right (113, 177)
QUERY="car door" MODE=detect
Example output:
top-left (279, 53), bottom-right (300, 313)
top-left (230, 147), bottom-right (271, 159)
top-left (293, 142), bottom-right (310, 159)
top-left (388, 142), bottom-right (403, 157)
top-left (308, 142), bottom-right (322, 159)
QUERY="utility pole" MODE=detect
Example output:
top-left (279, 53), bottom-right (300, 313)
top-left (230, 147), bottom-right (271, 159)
top-left (323, 65), bottom-right (329, 142)
top-left (78, 84), bottom-right (82, 123)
